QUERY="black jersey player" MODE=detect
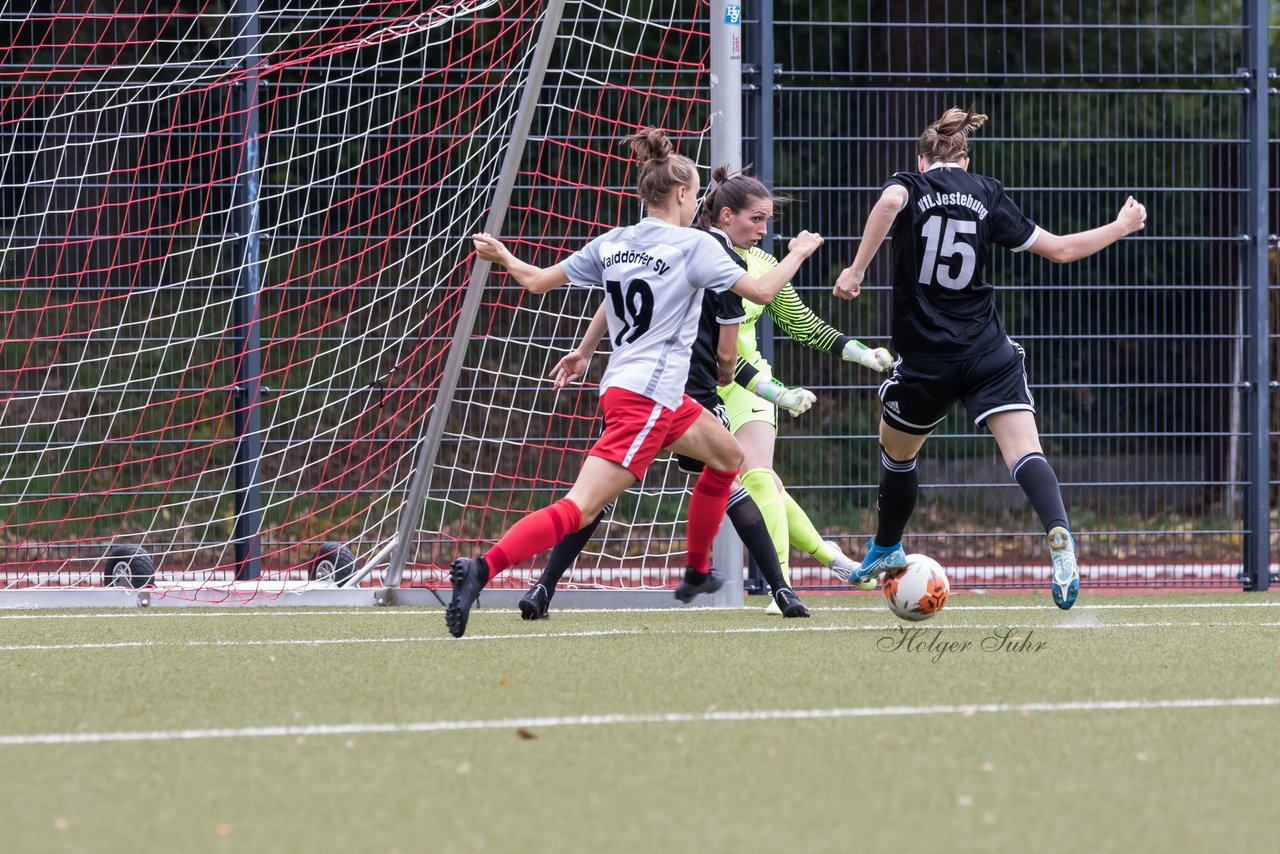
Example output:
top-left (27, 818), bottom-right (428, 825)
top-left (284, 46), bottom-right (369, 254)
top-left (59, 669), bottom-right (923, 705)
top-left (833, 106), bottom-right (1146, 610)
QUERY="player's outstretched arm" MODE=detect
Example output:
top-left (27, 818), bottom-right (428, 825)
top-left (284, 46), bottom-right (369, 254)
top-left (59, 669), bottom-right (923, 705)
top-left (1027, 196), bottom-right (1146, 264)
top-left (472, 233), bottom-right (571, 294)
top-left (550, 303), bottom-right (608, 389)
top-left (730, 230), bottom-right (824, 304)
top-left (762, 282), bottom-right (893, 372)
top-left (834, 185), bottom-right (908, 300)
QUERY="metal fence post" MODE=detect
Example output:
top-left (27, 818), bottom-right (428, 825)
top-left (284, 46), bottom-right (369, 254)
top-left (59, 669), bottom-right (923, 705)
top-left (708, 1), bottom-right (745, 607)
top-left (1241, 0), bottom-right (1272, 591)
top-left (711, 2), bottom-right (744, 174)
top-left (746, 0), bottom-right (776, 367)
top-left (230, 0), bottom-right (264, 580)
top-left (740, 0), bottom-right (775, 595)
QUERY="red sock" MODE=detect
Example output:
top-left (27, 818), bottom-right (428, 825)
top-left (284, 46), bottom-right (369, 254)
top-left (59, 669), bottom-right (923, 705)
top-left (686, 467), bottom-right (738, 573)
top-left (483, 498), bottom-right (583, 579)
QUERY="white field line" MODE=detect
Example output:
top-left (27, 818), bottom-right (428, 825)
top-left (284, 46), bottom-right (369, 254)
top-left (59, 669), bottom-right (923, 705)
top-left (830, 601), bottom-right (1280, 611)
top-left (2, 696), bottom-right (1275, 747)
top-left (1, 600), bottom-right (1278, 620)
top-left (4, 620), bottom-right (1280, 653)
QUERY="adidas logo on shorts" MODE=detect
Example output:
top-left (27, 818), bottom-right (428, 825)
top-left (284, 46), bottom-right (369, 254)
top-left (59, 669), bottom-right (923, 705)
top-left (885, 400), bottom-right (900, 414)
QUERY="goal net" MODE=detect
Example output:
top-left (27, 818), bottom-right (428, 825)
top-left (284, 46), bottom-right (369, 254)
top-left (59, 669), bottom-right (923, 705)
top-left (0, 0), bottom-right (715, 601)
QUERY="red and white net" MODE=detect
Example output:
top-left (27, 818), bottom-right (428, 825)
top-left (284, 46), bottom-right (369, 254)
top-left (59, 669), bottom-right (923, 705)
top-left (0, 0), bottom-right (712, 597)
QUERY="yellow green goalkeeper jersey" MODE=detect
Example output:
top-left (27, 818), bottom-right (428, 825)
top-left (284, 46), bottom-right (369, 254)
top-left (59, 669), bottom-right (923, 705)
top-left (729, 245), bottom-right (854, 388)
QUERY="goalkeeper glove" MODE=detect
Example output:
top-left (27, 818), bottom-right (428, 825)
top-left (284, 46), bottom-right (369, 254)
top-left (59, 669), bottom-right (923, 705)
top-left (755, 378), bottom-right (817, 417)
top-left (842, 340), bottom-right (894, 373)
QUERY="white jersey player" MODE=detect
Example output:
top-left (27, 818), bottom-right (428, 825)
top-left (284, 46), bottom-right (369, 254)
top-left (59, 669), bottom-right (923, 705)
top-left (443, 127), bottom-right (823, 638)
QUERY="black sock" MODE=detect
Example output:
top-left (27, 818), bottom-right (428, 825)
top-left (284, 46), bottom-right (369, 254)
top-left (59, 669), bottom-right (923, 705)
top-left (726, 487), bottom-right (790, 595)
top-left (876, 445), bottom-right (918, 547)
top-left (1011, 452), bottom-right (1069, 533)
top-left (535, 511), bottom-right (604, 592)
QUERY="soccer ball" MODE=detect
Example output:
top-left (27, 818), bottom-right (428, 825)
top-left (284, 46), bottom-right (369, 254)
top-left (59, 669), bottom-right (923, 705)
top-left (882, 554), bottom-right (949, 622)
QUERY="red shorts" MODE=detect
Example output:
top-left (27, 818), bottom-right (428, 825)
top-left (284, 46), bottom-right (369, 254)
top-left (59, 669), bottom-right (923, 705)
top-left (590, 387), bottom-right (704, 479)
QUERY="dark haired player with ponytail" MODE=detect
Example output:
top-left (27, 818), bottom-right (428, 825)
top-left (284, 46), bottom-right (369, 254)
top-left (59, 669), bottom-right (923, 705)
top-left (700, 165), bottom-right (893, 611)
top-left (834, 106), bottom-right (1146, 609)
top-left (447, 128), bottom-right (824, 637)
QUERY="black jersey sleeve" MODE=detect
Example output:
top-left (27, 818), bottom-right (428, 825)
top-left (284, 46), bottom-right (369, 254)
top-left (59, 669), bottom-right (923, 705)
top-left (987, 180), bottom-right (1039, 251)
top-left (703, 229), bottom-right (748, 326)
top-left (710, 289), bottom-right (746, 325)
top-left (881, 172), bottom-right (911, 195)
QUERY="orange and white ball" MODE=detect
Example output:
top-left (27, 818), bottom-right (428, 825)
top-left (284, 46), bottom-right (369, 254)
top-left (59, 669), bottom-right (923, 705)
top-left (882, 554), bottom-right (949, 622)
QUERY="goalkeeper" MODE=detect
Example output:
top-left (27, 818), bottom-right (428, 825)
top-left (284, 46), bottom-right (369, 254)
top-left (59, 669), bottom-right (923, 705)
top-left (704, 167), bottom-right (893, 611)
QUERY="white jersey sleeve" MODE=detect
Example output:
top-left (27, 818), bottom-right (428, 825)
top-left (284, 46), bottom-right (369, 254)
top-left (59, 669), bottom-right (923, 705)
top-left (684, 230), bottom-right (748, 293)
top-left (558, 229), bottom-right (616, 286)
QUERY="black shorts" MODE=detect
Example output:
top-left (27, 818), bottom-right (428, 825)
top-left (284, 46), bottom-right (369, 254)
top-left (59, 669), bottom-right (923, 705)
top-left (879, 338), bottom-right (1035, 435)
top-left (675, 396), bottom-right (730, 475)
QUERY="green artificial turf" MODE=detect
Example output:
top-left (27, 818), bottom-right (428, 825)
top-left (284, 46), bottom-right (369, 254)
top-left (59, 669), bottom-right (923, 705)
top-left (2, 592), bottom-right (1277, 854)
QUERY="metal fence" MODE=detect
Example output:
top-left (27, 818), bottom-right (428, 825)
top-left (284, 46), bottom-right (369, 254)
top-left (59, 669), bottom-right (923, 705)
top-left (0, 0), bottom-right (1274, 596)
top-left (741, 0), bottom-right (1276, 589)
